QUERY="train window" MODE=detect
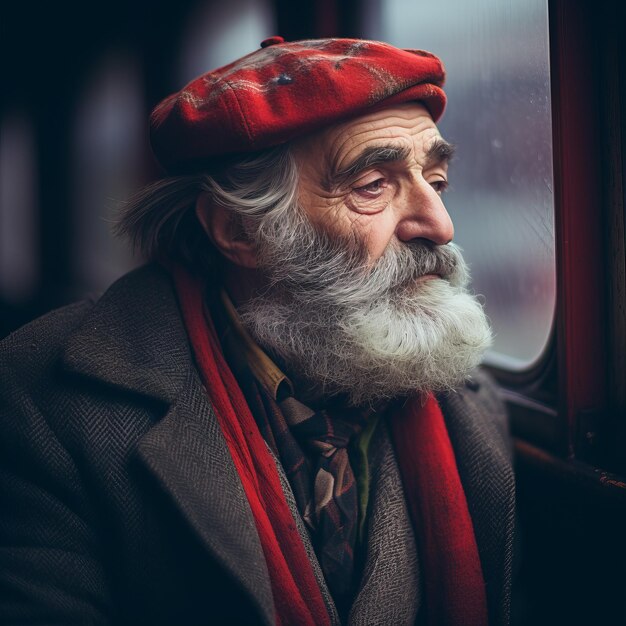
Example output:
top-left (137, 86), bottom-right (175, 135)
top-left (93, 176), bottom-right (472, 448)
top-left (362, 0), bottom-right (556, 371)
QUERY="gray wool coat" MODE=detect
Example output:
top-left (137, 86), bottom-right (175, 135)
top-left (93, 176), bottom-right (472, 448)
top-left (0, 264), bottom-right (516, 626)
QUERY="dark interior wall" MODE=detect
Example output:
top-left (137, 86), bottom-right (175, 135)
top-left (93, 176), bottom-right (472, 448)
top-left (1, 0), bottom-right (205, 337)
top-left (0, 0), bottom-right (360, 339)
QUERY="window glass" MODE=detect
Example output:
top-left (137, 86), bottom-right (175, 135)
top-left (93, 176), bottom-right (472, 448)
top-left (363, 0), bottom-right (556, 370)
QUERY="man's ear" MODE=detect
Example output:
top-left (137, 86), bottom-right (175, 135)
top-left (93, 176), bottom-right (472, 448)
top-left (195, 192), bottom-right (258, 269)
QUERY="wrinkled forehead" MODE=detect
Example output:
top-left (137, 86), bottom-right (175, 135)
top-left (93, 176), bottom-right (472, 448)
top-left (293, 102), bottom-right (442, 172)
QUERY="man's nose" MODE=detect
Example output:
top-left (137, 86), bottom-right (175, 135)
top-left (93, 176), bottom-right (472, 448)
top-left (395, 181), bottom-right (455, 245)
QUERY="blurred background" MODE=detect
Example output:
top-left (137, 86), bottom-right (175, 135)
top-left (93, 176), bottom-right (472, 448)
top-left (1, 0), bottom-right (556, 372)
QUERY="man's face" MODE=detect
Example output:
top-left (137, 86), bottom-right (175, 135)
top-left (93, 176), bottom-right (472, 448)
top-left (238, 104), bottom-right (491, 406)
top-left (291, 103), bottom-right (455, 263)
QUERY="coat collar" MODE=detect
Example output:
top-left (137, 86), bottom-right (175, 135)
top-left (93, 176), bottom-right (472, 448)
top-left (63, 264), bottom-right (192, 404)
top-left (62, 264), bottom-right (275, 626)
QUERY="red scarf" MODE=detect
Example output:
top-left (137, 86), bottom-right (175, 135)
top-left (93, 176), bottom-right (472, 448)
top-left (173, 267), bottom-right (488, 626)
top-left (390, 395), bottom-right (489, 626)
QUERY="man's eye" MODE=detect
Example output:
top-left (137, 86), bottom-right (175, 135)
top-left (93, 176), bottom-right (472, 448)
top-left (354, 178), bottom-right (387, 197)
top-left (431, 179), bottom-right (449, 195)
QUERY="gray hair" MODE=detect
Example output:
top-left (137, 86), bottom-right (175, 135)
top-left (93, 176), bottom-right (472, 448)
top-left (115, 144), bottom-right (299, 275)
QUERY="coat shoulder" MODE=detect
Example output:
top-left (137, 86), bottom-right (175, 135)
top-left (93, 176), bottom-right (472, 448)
top-left (439, 367), bottom-right (512, 459)
top-left (466, 368), bottom-right (509, 429)
top-left (1, 299), bottom-right (95, 386)
top-left (1, 264), bottom-right (179, 397)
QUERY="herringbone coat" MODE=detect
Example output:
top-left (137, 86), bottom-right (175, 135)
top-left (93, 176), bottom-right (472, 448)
top-left (0, 265), bottom-right (515, 625)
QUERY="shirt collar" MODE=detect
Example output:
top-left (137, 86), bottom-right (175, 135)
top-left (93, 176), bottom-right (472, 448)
top-left (219, 289), bottom-right (294, 401)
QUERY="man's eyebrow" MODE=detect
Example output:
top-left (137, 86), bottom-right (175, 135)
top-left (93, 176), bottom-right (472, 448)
top-left (424, 137), bottom-right (456, 168)
top-left (326, 144), bottom-right (411, 190)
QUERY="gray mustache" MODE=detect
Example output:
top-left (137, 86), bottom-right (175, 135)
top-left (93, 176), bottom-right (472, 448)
top-left (395, 241), bottom-right (459, 281)
top-left (255, 209), bottom-right (465, 298)
top-left (262, 239), bottom-right (464, 307)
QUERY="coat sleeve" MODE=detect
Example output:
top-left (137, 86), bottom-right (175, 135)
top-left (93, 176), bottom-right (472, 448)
top-left (0, 308), bottom-right (113, 625)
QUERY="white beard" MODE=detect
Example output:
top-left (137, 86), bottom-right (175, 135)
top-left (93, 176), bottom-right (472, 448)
top-left (239, 208), bottom-right (492, 407)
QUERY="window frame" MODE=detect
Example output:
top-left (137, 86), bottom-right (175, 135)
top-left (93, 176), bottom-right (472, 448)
top-left (491, 0), bottom-right (626, 480)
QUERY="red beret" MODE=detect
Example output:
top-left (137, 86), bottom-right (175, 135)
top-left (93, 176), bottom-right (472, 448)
top-left (150, 37), bottom-right (446, 173)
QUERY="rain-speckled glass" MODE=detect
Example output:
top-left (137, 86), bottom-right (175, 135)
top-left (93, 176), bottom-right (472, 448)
top-left (363, 0), bottom-right (556, 370)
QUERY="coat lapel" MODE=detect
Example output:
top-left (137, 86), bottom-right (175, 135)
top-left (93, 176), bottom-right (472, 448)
top-left (136, 369), bottom-right (275, 626)
top-left (62, 264), bottom-right (274, 626)
top-left (438, 372), bottom-right (516, 626)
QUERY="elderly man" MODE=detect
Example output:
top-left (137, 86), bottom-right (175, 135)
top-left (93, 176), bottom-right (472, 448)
top-left (0, 38), bottom-right (515, 626)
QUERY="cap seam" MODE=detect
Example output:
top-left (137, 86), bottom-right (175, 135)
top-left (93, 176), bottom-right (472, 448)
top-left (224, 78), bottom-right (255, 146)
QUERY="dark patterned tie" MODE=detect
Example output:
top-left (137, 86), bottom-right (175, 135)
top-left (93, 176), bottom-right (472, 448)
top-left (279, 396), bottom-right (367, 613)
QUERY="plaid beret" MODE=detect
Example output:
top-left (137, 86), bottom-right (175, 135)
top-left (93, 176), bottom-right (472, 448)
top-left (150, 37), bottom-right (446, 173)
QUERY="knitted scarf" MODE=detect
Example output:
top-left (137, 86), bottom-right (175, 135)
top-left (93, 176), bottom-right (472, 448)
top-left (172, 266), bottom-right (488, 626)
